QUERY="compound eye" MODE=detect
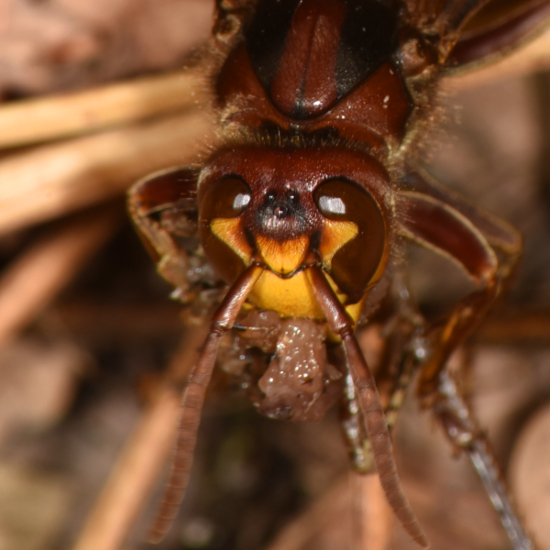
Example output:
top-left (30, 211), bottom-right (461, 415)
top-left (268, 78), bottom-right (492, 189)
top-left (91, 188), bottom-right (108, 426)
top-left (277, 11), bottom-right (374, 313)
top-left (202, 177), bottom-right (252, 220)
top-left (314, 179), bottom-right (387, 301)
top-left (200, 176), bottom-right (252, 284)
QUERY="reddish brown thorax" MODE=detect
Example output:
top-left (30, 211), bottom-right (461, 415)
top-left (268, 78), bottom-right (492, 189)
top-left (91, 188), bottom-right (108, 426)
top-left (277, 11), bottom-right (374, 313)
top-left (215, 0), bottom-right (413, 153)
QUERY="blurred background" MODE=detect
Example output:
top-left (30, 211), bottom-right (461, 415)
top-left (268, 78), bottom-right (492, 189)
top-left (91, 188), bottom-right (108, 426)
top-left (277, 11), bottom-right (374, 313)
top-left (0, 1), bottom-right (549, 549)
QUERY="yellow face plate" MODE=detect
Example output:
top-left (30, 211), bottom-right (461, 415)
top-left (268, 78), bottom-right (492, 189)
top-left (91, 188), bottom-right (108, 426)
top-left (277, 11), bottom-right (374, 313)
top-left (248, 270), bottom-right (324, 319)
top-left (248, 269), bottom-right (364, 327)
top-left (209, 214), bottom-right (366, 325)
top-left (318, 219), bottom-right (358, 268)
top-left (255, 235), bottom-right (309, 275)
top-left (210, 217), bottom-right (252, 262)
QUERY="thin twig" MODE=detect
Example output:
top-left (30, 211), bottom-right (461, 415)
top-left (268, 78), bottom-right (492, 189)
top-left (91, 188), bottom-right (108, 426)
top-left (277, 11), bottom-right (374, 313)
top-left (0, 110), bottom-right (213, 235)
top-left (477, 311), bottom-right (550, 344)
top-left (263, 476), bottom-right (351, 550)
top-left (71, 326), bottom-right (208, 550)
top-left (0, 70), bottom-right (205, 149)
top-left (352, 473), bottom-right (393, 550)
top-left (0, 205), bottom-right (120, 348)
top-left (53, 301), bottom-right (183, 341)
top-left (264, 472), bottom-right (393, 550)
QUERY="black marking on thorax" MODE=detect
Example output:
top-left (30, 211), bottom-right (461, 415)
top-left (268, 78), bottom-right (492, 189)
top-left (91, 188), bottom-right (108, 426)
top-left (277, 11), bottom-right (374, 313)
top-left (244, 0), bottom-right (400, 119)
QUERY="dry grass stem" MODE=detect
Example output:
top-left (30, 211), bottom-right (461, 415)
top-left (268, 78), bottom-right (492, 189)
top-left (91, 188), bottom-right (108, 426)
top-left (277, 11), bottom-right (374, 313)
top-left (71, 327), bottom-right (207, 550)
top-left (352, 473), bottom-right (393, 550)
top-left (262, 473), bottom-right (391, 550)
top-left (0, 70), bottom-right (205, 149)
top-left (71, 384), bottom-right (182, 550)
top-left (478, 312), bottom-right (550, 344)
top-left (510, 403), bottom-right (550, 550)
top-left (0, 205), bottom-right (120, 348)
top-left (263, 476), bottom-right (351, 550)
top-left (262, 473), bottom-right (392, 550)
top-left (54, 301), bottom-right (183, 341)
top-left (0, 111), bottom-right (213, 235)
